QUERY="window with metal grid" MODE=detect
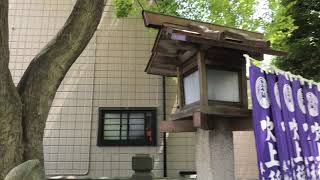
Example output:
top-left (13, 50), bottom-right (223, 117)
top-left (97, 108), bottom-right (157, 146)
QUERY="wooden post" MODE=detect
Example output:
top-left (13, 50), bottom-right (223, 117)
top-left (176, 67), bottom-right (183, 108)
top-left (197, 50), bottom-right (208, 106)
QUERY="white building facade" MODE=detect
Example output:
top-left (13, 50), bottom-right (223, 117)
top-left (8, 0), bottom-right (258, 179)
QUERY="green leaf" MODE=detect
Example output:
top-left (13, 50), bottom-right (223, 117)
top-left (114, 0), bottom-right (134, 18)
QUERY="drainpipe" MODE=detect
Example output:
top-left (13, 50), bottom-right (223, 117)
top-left (162, 76), bottom-right (167, 177)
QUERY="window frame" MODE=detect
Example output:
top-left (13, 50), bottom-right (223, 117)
top-left (206, 65), bottom-right (243, 107)
top-left (181, 67), bottom-right (201, 108)
top-left (97, 107), bottom-right (157, 146)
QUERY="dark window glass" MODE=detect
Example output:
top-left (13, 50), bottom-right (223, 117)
top-left (97, 108), bottom-right (157, 146)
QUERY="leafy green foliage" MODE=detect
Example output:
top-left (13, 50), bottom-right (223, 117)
top-left (114, 0), bottom-right (178, 18)
top-left (114, 0), bottom-right (314, 80)
top-left (274, 0), bottom-right (320, 81)
top-left (113, 0), bottom-right (295, 45)
top-left (114, 0), bottom-right (134, 18)
top-left (207, 0), bottom-right (261, 31)
top-left (264, 0), bottom-right (297, 50)
top-left (175, 0), bottom-right (297, 48)
top-left (175, 0), bottom-right (211, 22)
top-left (150, 0), bottom-right (179, 16)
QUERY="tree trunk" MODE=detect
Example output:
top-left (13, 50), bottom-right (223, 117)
top-left (0, 0), bottom-right (105, 178)
top-left (17, 0), bottom-right (105, 162)
top-left (0, 0), bottom-right (24, 179)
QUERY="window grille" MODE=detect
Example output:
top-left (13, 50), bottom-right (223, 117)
top-left (97, 108), bottom-right (157, 146)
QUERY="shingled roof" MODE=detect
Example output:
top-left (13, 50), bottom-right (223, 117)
top-left (142, 11), bottom-right (287, 76)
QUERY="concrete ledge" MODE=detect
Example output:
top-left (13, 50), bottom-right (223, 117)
top-left (47, 177), bottom-right (195, 180)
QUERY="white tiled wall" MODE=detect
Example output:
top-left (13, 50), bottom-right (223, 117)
top-left (164, 78), bottom-right (197, 177)
top-left (8, 0), bottom-right (197, 178)
top-left (8, 0), bottom-right (75, 84)
top-left (86, 1), bottom-right (196, 177)
top-left (234, 131), bottom-right (259, 179)
top-left (7, 0), bottom-right (258, 179)
top-left (8, 0), bottom-right (95, 175)
top-left (88, 2), bottom-right (164, 177)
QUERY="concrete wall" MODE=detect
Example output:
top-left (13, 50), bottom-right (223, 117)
top-left (234, 131), bottom-right (259, 179)
top-left (7, 0), bottom-right (258, 179)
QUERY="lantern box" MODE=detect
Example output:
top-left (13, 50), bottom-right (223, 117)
top-left (143, 11), bottom-right (286, 131)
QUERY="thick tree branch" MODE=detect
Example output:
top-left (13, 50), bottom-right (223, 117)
top-left (17, 0), bottom-right (105, 161)
top-left (0, 0), bottom-right (23, 179)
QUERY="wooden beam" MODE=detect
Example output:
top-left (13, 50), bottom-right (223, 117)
top-left (229, 117), bottom-right (252, 131)
top-left (192, 111), bottom-right (215, 130)
top-left (193, 111), bottom-right (252, 131)
top-left (193, 111), bottom-right (202, 128)
top-left (180, 57), bottom-right (198, 75)
top-left (151, 29), bottom-right (163, 55)
top-left (145, 52), bottom-right (177, 76)
top-left (160, 120), bottom-right (196, 132)
top-left (176, 67), bottom-right (183, 109)
top-left (161, 113), bottom-right (252, 132)
top-left (152, 63), bottom-right (177, 70)
top-left (146, 66), bottom-right (177, 76)
top-left (187, 35), bottom-right (287, 56)
top-left (240, 60), bottom-right (249, 109)
top-left (156, 41), bottom-right (177, 54)
top-left (201, 105), bottom-right (251, 117)
top-left (142, 10), bottom-right (264, 39)
top-left (165, 27), bottom-right (286, 56)
top-left (158, 40), bottom-right (178, 50)
top-left (170, 104), bottom-right (201, 121)
top-left (155, 38), bottom-right (196, 54)
top-left (197, 50), bottom-right (208, 106)
top-left (155, 52), bottom-right (177, 58)
top-left (178, 49), bottom-right (198, 63)
top-left (176, 41), bottom-right (197, 51)
top-left (155, 57), bottom-right (178, 66)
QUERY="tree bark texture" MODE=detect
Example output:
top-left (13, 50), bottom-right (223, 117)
top-left (17, 0), bottom-right (105, 162)
top-left (0, 0), bottom-right (24, 179)
top-left (0, 0), bottom-right (105, 179)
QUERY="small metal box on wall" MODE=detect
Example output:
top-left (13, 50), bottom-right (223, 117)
top-left (143, 11), bottom-right (286, 132)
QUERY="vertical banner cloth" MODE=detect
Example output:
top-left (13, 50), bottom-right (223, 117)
top-left (250, 65), bottom-right (320, 180)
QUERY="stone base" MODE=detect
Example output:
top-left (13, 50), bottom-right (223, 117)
top-left (196, 123), bottom-right (235, 180)
top-left (131, 172), bottom-right (153, 180)
top-left (5, 159), bottom-right (45, 180)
